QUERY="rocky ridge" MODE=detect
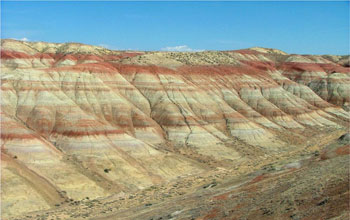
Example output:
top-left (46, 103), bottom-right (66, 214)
top-left (1, 39), bottom-right (349, 219)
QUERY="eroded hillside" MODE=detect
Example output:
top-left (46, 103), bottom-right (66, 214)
top-left (1, 39), bottom-right (349, 219)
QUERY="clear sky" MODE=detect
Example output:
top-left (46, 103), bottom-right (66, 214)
top-left (1, 1), bottom-right (349, 55)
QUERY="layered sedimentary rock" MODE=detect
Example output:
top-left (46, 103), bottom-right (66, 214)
top-left (1, 39), bottom-right (349, 218)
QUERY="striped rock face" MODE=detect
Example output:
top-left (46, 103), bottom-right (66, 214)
top-left (1, 39), bottom-right (349, 218)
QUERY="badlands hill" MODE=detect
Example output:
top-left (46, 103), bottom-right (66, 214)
top-left (1, 39), bottom-right (349, 219)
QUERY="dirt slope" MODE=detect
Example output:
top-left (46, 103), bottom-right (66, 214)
top-left (1, 39), bottom-right (349, 219)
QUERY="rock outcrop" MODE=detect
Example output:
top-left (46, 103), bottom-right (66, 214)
top-left (1, 39), bottom-right (349, 218)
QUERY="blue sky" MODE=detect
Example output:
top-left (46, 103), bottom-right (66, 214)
top-left (1, 1), bottom-right (349, 55)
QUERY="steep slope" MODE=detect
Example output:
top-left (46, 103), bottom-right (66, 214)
top-left (1, 39), bottom-right (349, 219)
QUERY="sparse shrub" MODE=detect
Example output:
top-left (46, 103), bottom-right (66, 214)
top-left (104, 168), bottom-right (111, 173)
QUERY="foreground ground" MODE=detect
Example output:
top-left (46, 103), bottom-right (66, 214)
top-left (9, 130), bottom-right (350, 220)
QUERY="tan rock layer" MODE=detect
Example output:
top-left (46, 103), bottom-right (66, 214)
top-left (1, 39), bottom-right (349, 218)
